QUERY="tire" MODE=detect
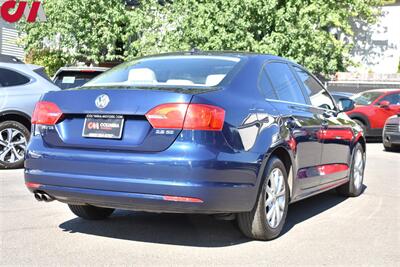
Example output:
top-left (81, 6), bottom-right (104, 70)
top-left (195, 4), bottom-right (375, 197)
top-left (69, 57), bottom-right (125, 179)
top-left (384, 143), bottom-right (400, 152)
top-left (352, 119), bottom-right (367, 135)
top-left (336, 143), bottom-right (365, 197)
top-left (237, 156), bottom-right (289, 240)
top-left (383, 142), bottom-right (393, 151)
top-left (68, 204), bottom-right (114, 220)
top-left (0, 121), bottom-right (30, 169)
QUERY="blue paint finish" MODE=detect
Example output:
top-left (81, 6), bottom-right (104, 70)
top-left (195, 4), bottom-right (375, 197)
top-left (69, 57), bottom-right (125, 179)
top-left (25, 53), bottom-right (362, 214)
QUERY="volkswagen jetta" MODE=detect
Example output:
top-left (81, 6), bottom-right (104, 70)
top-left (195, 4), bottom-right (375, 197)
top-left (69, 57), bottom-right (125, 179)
top-left (25, 52), bottom-right (366, 240)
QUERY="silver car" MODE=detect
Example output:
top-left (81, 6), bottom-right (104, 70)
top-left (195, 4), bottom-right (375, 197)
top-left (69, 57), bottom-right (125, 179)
top-left (0, 55), bottom-right (59, 169)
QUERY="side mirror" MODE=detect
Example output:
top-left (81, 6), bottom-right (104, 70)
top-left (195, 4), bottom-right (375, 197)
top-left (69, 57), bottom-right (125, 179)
top-left (379, 100), bottom-right (390, 108)
top-left (338, 98), bottom-right (355, 112)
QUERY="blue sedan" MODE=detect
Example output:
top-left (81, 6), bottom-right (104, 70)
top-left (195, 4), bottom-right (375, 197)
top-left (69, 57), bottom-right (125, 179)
top-left (25, 52), bottom-right (366, 240)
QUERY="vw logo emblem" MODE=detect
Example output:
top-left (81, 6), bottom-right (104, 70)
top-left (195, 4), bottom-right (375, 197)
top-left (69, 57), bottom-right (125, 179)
top-left (95, 94), bottom-right (110, 109)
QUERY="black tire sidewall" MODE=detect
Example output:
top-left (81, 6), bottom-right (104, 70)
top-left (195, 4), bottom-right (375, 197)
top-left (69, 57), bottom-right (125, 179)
top-left (0, 121), bottom-right (30, 169)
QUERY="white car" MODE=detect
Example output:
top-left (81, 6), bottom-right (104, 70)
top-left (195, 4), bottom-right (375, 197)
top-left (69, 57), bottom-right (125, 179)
top-left (0, 54), bottom-right (59, 169)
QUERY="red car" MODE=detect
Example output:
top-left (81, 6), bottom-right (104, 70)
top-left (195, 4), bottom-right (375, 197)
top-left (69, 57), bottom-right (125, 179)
top-left (346, 89), bottom-right (400, 137)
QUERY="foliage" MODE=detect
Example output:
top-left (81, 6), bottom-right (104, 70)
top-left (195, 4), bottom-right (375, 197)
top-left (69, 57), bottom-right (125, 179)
top-left (18, 0), bottom-right (384, 74)
top-left (18, 0), bottom-right (127, 64)
top-left (25, 49), bottom-right (70, 76)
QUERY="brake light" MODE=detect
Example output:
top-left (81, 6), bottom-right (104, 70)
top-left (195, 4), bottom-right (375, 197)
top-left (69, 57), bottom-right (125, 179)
top-left (145, 103), bottom-right (188, 129)
top-left (145, 103), bottom-right (225, 131)
top-left (184, 104), bottom-right (225, 131)
top-left (31, 101), bottom-right (63, 125)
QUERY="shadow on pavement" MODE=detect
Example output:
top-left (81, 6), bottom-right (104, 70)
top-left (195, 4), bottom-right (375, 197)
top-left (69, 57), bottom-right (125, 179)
top-left (59, 189), bottom-right (358, 247)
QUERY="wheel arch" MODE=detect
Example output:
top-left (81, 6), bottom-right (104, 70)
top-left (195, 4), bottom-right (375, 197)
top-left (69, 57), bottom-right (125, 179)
top-left (0, 110), bottom-right (32, 132)
top-left (258, 145), bottom-right (295, 201)
top-left (356, 135), bottom-right (366, 154)
top-left (349, 113), bottom-right (370, 129)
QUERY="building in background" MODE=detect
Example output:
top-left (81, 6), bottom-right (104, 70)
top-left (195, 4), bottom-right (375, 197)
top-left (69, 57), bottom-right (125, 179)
top-left (350, 0), bottom-right (400, 74)
top-left (0, 20), bottom-right (25, 60)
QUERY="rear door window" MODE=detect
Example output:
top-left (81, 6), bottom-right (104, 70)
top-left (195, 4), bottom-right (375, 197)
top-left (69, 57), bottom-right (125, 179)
top-left (293, 66), bottom-right (335, 110)
top-left (264, 62), bottom-right (307, 104)
top-left (258, 69), bottom-right (278, 99)
top-left (0, 68), bottom-right (30, 87)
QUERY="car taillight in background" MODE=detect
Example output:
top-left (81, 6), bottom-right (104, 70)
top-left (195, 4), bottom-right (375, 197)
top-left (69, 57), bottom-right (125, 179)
top-left (31, 101), bottom-right (63, 125)
top-left (146, 103), bottom-right (225, 131)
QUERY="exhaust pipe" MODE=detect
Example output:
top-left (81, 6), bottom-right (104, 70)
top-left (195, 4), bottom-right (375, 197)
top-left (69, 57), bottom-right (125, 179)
top-left (42, 193), bottom-right (54, 202)
top-left (34, 193), bottom-right (42, 201)
top-left (34, 192), bottom-right (54, 202)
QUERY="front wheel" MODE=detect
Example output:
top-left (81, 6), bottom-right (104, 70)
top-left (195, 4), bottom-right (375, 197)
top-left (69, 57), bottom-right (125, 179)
top-left (337, 143), bottom-right (366, 197)
top-left (68, 204), bottom-right (114, 220)
top-left (237, 156), bottom-right (289, 240)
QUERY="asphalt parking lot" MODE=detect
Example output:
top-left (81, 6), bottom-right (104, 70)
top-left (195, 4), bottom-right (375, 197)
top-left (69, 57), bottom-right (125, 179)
top-left (1, 143), bottom-right (399, 266)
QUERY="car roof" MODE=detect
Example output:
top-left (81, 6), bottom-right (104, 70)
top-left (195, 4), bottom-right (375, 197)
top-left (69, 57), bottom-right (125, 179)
top-left (0, 54), bottom-right (23, 64)
top-left (360, 88), bottom-right (400, 94)
top-left (0, 62), bottom-right (44, 72)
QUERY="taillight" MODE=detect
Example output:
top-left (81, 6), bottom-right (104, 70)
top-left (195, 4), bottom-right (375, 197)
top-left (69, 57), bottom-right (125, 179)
top-left (146, 103), bottom-right (225, 131)
top-left (145, 103), bottom-right (188, 129)
top-left (31, 101), bottom-right (63, 125)
top-left (184, 104), bottom-right (225, 131)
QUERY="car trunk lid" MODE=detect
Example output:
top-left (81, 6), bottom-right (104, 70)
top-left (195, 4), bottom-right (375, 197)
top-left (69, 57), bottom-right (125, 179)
top-left (39, 87), bottom-right (201, 152)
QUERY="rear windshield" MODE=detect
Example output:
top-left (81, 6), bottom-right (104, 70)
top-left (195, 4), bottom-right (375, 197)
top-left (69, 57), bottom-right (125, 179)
top-left (351, 91), bottom-right (383, 105)
top-left (54, 71), bottom-right (104, 89)
top-left (84, 56), bottom-right (241, 89)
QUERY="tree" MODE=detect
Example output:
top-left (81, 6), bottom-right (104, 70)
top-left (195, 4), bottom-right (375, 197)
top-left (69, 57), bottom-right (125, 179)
top-left (18, 0), bottom-right (127, 67)
top-left (18, 0), bottom-right (384, 75)
top-left (148, 0), bottom-right (384, 74)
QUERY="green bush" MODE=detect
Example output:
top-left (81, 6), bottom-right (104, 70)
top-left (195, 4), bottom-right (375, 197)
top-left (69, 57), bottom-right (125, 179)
top-left (25, 49), bottom-right (70, 77)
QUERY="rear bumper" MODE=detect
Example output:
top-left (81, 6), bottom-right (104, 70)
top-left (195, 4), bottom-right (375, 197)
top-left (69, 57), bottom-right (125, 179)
top-left (25, 182), bottom-right (256, 213)
top-left (25, 137), bottom-right (262, 213)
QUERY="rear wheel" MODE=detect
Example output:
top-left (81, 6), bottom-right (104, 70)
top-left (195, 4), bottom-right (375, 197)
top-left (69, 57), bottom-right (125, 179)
top-left (68, 204), bottom-right (114, 220)
top-left (0, 121), bottom-right (29, 169)
top-left (237, 156), bottom-right (289, 240)
top-left (337, 143), bottom-right (365, 197)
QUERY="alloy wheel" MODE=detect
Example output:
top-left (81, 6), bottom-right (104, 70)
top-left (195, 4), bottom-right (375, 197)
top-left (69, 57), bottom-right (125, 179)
top-left (0, 128), bottom-right (27, 164)
top-left (265, 168), bottom-right (286, 228)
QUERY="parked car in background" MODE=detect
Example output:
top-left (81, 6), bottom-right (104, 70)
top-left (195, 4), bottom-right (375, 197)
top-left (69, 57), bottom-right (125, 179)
top-left (53, 66), bottom-right (109, 90)
top-left (382, 114), bottom-right (400, 151)
top-left (331, 91), bottom-right (354, 104)
top-left (25, 52), bottom-right (366, 240)
top-left (0, 55), bottom-right (59, 169)
top-left (346, 89), bottom-right (400, 137)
